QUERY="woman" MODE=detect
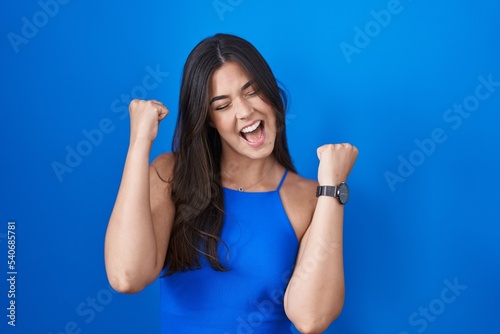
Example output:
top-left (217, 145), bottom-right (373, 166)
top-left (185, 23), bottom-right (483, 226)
top-left (104, 33), bottom-right (358, 333)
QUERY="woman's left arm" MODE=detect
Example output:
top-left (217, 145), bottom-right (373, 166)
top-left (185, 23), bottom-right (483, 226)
top-left (284, 143), bottom-right (358, 334)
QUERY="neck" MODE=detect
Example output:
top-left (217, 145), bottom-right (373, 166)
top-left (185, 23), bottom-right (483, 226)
top-left (221, 155), bottom-right (279, 191)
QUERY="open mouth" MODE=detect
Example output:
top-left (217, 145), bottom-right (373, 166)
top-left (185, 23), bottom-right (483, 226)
top-left (240, 120), bottom-right (264, 143)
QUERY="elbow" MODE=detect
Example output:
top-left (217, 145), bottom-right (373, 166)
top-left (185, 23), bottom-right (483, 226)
top-left (110, 280), bottom-right (144, 294)
top-left (104, 256), bottom-right (159, 294)
top-left (291, 317), bottom-right (335, 334)
top-left (287, 299), bottom-right (344, 334)
top-left (107, 271), bottom-right (153, 294)
top-left (291, 312), bottom-right (342, 334)
top-left (293, 324), bottom-right (328, 334)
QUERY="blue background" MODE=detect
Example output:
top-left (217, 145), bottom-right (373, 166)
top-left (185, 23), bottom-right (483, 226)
top-left (1, 0), bottom-right (499, 333)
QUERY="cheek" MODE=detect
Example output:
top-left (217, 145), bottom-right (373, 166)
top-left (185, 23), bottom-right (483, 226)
top-left (268, 112), bottom-right (278, 133)
top-left (266, 117), bottom-right (278, 146)
top-left (213, 115), bottom-right (234, 133)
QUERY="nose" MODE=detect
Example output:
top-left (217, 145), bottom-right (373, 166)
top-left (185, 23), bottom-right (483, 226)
top-left (235, 97), bottom-right (253, 120)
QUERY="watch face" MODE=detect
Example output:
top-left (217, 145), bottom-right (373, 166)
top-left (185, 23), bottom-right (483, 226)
top-left (338, 183), bottom-right (349, 204)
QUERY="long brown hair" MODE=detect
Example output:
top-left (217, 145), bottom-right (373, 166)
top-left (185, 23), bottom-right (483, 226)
top-left (164, 33), bottom-right (296, 275)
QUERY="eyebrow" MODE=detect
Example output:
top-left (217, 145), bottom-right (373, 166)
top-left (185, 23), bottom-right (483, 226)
top-left (209, 80), bottom-right (255, 105)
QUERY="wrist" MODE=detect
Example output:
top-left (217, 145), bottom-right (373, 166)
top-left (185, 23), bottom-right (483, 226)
top-left (129, 136), bottom-right (153, 151)
top-left (318, 179), bottom-right (345, 187)
top-left (318, 172), bottom-right (347, 186)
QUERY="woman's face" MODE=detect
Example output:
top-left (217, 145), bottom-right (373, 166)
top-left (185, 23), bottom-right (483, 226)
top-left (208, 61), bottom-right (276, 161)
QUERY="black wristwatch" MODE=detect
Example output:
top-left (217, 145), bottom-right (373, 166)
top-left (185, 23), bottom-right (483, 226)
top-left (316, 182), bottom-right (349, 205)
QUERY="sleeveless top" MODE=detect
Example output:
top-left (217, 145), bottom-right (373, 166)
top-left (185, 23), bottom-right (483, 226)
top-left (160, 169), bottom-right (299, 333)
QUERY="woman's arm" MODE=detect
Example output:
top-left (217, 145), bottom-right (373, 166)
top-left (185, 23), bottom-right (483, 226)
top-left (284, 144), bottom-right (358, 333)
top-left (104, 99), bottom-right (174, 293)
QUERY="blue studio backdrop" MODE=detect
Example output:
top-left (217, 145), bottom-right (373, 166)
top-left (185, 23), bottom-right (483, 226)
top-left (1, 1), bottom-right (499, 333)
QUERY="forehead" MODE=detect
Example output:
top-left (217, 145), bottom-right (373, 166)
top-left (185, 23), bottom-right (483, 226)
top-left (210, 61), bottom-right (251, 94)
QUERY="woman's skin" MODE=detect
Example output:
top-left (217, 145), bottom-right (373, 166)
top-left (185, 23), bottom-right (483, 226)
top-left (104, 61), bottom-right (358, 333)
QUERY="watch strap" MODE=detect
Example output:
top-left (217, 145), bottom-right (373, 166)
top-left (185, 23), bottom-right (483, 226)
top-left (316, 185), bottom-right (338, 198)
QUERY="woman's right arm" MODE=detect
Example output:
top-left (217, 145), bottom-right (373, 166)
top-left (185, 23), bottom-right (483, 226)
top-left (104, 99), bottom-right (175, 293)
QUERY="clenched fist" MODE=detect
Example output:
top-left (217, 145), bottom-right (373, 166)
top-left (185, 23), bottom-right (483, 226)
top-left (129, 99), bottom-right (169, 143)
top-left (317, 143), bottom-right (358, 185)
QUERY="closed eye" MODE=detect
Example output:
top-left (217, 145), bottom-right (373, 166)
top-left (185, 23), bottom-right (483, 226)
top-left (215, 103), bottom-right (231, 111)
top-left (246, 89), bottom-right (259, 97)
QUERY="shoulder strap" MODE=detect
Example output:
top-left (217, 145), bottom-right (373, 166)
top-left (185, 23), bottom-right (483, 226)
top-left (276, 169), bottom-right (289, 191)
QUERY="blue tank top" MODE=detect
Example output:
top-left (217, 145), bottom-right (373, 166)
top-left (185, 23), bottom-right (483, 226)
top-left (160, 169), bottom-right (299, 333)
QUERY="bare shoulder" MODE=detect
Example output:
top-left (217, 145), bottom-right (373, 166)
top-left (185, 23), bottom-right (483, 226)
top-left (282, 171), bottom-right (318, 202)
top-left (151, 152), bottom-right (175, 184)
top-left (280, 171), bottom-right (318, 241)
top-left (150, 153), bottom-right (175, 223)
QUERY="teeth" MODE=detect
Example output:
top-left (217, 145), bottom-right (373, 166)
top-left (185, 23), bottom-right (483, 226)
top-left (241, 121), bottom-right (261, 133)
